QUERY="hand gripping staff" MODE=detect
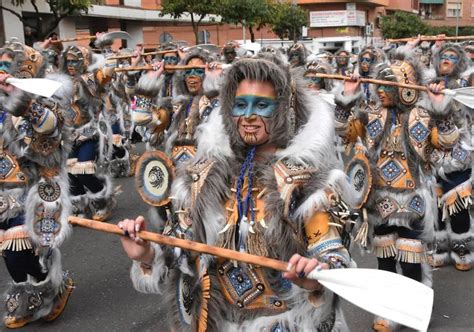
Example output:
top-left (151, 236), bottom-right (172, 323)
top-left (315, 73), bottom-right (474, 109)
top-left (69, 216), bottom-right (433, 331)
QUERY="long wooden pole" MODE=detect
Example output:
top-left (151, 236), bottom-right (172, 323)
top-left (386, 35), bottom-right (474, 43)
top-left (68, 216), bottom-right (289, 272)
top-left (108, 50), bottom-right (180, 60)
top-left (315, 73), bottom-right (429, 91)
top-left (114, 64), bottom-right (208, 73)
top-left (51, 36), bottom-right (96, 44)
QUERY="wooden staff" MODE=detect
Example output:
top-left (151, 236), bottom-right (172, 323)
top-left (387, 35), bottom-right (474, 43)
top-left (51, 36), bottom-right (96, 44)
top-left (68, 215), bottom-right (434, 331)
top-left (114, 64), bottom-right (207, 73)
top-left (315, 73), bottom-right (430, 92)
top-left (69, 216), bottom-right (288, 271)
top-left (108, 49), bottom-right (180, 60)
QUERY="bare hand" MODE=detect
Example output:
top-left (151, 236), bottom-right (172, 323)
top-left (344, 73), bottom-right (360, 96)
top-left (205, 62), bottom-right (223, 78)
top-left (118, 216), bottom-right (154, 264)
top-left (283, 254), bottom-right (328, 291)
top-left (0, 73), bottom-right (14, 93)
top-left (406, 35), bottom-right (421, 49)
top-left (148, 60), bottom-right (164, 78)
top-left (427, 81), bottom-right (445, 105)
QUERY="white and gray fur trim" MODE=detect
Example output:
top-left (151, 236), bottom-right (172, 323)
top-left (3, 248), bottom-right (63, 322)
top-left (130, 242), bottom-right (170, 294)
top-left (332, 83), bottom-right (362, 107)
top-left (417, 93), bottom-right (453, 118)
top-left (24, 171), bottom-right (72, 249)
top-left (44, 72), bottom-right (74, 108)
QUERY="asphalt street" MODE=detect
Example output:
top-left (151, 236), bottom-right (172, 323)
top-left (1, 174), bottom-right (473, 331)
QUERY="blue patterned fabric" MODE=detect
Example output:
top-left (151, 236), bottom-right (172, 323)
top-left (408, 195), bottom-right (425, 215)
top-left (380, 160), bottom-right (402, 181)
top-left (367, 119), bottom-right (383, 139)
top-left (226, 266), bottom-right (253, 296)
top-left (409, 122), bottom-right (429, 143)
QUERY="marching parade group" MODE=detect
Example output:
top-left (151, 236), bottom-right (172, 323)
top-left (0, 30), bottom-right (472, 331)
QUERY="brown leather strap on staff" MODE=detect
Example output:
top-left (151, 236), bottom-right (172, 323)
top-left (68, 216), bottom-right (289, 272)
top-left (314, 73), bottom-right (429, 91)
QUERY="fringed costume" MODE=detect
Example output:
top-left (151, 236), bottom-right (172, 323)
top-left (129, 55), bottom-right (355, 331)
top-left (0, 40), bottom-right (74, 328)
top-left (428, 43), bottom-right (473, 271)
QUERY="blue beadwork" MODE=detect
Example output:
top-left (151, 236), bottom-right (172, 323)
top-left (0, 156), bottom-right (13, 176)
top-left (380, 160), bottom-right (402, 181)
top-left (135, 96), bottom-right (153, 109)
top-left (452, 146), bottom-right (468, 162)
top-left (367, 119), bottom-right (383, 139)
top-left (226, 266), bottom-right (253, 296)
top-left (175, 152), bottom-right (192, 164)
top-left (410, 122), bottom-right (429, 143)
top-left (308, 238), bottom-right (343, 257)
top-left (408, 195), bottom-right (425, 215)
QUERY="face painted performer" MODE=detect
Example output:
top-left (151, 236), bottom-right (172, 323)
top-left (334, 54), bottom-right (463, 330)
top-left (287, 43), bottom-right (308, 68)
top-left (222, 42), bottom-right (238, 64)
top-left (60, 39), bottom-right (118, 222)
top-left (119, 54), bottom-right (356, 331)
top-left (303, 60), bottom-right (335, 93)
top-left (427, 43), bottom-right (473, 271)
top-left (0, 39), bottom-right (74, 328)
top-left (334, 49), bottom-right (352, 76)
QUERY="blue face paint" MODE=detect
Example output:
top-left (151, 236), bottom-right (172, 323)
top-left (440, 53), bottom-right (459, 64)
top-left (0, 61), bottom-right (12, 73)
top-left (66, 59), bottom-right (80, 69)
top-left (232, 95), bottom-right (276, 118)
top-left (377, 85), bottom-right (397, 93)
top-left (304, 76), bottom-right (323, 85)
top-left (360, 57), bottom-right (373, 65)
top-left (184, 68), bottom-right (205, 78)
top-left (163, 56), bottom-right (178, 65)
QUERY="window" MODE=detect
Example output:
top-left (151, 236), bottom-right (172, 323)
top-left (447, 2), bottom-right (462, 18)
top-left (471, 4), bottom-right (474, 17)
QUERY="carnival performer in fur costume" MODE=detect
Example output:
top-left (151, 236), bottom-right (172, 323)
top-left (119, 54), bottom-right (356, 331)
top-left (334, 53), bottom-right (462, 330)
top-left (428, 43), bottom-right (473, 271)
top-left (334, 49), bottom-right (352, 76)
top-left (0, 39), bottom-right (74, 328)
top-left (60, 42), bottom-right (117, 222)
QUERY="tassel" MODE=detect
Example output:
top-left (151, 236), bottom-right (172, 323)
top-left (198, 272), bottom-right (211, 332)
top-left (396, 238), bottom-right (426, 263)
top-left (354, 208), bottom-right (369, 247)
top-left (69, 161), bottom-right (96, 175)
top-left (247, 221), bottom-right (268, 258)
top-left (0, 226), bottom-right (32, 252)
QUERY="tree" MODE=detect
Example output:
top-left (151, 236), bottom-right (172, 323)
top-left (160, 0), bottom-right (219, 45)
top-left (0, 0), bottom-right (99, 41)
top-left (269, 2), bottom-right (307, 42)
top-left (218, 0), bottom-right (271, 43)
top-left (380, 11), bottom-right (429, 39)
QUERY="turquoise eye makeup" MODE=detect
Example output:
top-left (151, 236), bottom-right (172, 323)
top-left (232, 95), bottom-right (276, 118)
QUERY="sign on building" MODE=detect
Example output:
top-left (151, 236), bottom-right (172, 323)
top-left (309, 10), bottom-right (366, 27)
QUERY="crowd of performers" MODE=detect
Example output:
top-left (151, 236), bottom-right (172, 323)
top-left (0, 31), bottom-right (472, 331)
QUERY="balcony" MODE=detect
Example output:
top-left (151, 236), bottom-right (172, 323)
top-left (297, 0), bottom-right (389, 6)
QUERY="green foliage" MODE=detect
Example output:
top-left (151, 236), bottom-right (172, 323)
top-left (380, 11), bottom-right (428, 39)
top-left (218, 0), bottom-right (271, 42)
top-left (269, 2), bottom-right (307, 42)
top-left (428, 26), bottom-right (474, 36)
top-left (2, 0), bottom-right (98, 39)
top-left (160, 0), bottom-right (219, 20)
top-left (160, 0), bottom-right (220, 44)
